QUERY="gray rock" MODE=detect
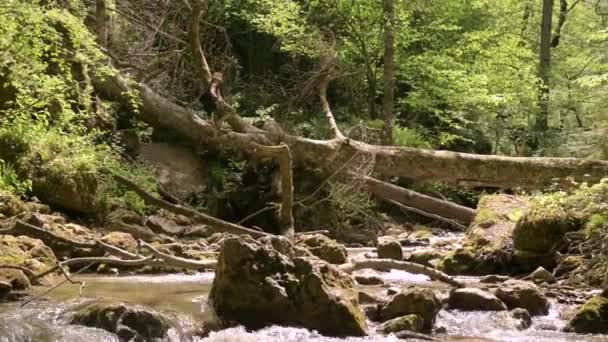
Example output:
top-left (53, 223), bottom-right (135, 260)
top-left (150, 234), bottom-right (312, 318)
top-left (378, 314), bottom-right (424, 335)
top-left (295, 234), bottom-right (347, 264)
top-left (70, 300), bottom-right (173, 341)
top-left (379, 288), bottom-right (441, 331)
top-left (448, 288), bottom-right (507, 311)
top-left (511, 308), bottom-right (532, 330)
top-left (494, 280), bottom-right (549, 316)
top-left (209, 236), bottom-right (367, 336)
top-left (377, 239), bottom-right (403, 260)
top-left (529, 266), bottom-right (556, 284)
top-left (480, 275), bottom-right (511, 283)
top-left (355, 275), bottom-right (384, 285)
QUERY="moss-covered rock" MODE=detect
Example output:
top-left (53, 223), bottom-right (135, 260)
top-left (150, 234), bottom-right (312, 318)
top-left (209, 235), bottom-right (367, 336)
top-left (379, 288), bottom-right (441, 331)
top-left (0, 235), bottom-right (57, 273)
top-left (564, 295), bottom-right (608, 334)
top-left (377, 314), bottom-right (424, 335)
top-left (295, 233), bottom-right (347, 264)
top-left (0, 191), bottom-right (28, 217)
top-left (377, 239), bottom-right (403, 260)
top-left (513, 206), bottom-right (585, 254)
top-left (555, 256), bottom-right (583, 277)
top-left (32, 172), bottom-right (100, 214)
top-left (438, 195), bottom-right (530, 275)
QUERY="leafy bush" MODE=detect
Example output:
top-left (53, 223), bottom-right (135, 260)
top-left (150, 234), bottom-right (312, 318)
top-left (0, 160), bottom-right (31, 197)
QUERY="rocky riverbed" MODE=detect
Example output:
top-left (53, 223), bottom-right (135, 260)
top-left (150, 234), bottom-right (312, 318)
top-left (2, 192), bottom-right (608, 341)
top-left (1, 243), bottom-right (607, 342)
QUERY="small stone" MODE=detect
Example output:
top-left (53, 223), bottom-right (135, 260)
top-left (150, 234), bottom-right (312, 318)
top-left (0, 280), bottom-right (12, 296)
top-left (378, 314), bottom-right (424, 335)
top-left (529, 266), bottom-right (556, 284)
top-left (448, 288), bottom-right (507, 311)
top-left (511, 308), bottom-right (532, 330)
top-left (358, 291), bottom-right (381, 304)
top-left (434, 326), bottom-right (447, 334)
top-left (355, 275), bottom-right (384, 285)
top-left (480, 275), bottom-right (511, 283)
top-left (363, 305), bottom-right (380, 321)
top-left (386, 287), bottom-right (399, 296)
top-left (377, 239), bottom-right (403, 260)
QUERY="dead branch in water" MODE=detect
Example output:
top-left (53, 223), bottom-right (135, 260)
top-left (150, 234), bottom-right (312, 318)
top-left (340, 258), bottom-right (464, 288)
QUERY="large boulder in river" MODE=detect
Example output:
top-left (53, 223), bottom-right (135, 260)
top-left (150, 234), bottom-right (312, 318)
top-left (379, 288), bottom-right (441, 331)
top-left (70, 300), bottom-right (174, 341)
top-left (439, 195), bottom-right (531, 275)
top-left (377, 238), bottom-right (403, 260)
top-left (209, 236), bottom-right (367, 336)
top-left (564, 294), bottom-right (608, 334)
top-left (295, 233), bottom-right (347, 264)
top-left (494, 280), bottom-right (549, 316)
top-left (448, 288), bottom-right (507, 311)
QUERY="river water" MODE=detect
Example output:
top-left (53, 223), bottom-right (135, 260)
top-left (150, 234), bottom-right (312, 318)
top-left (1, 248), bottom-right (607, 342)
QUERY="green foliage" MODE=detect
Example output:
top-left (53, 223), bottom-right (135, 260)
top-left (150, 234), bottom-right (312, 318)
top-left (0, 0), bottom-right (155, 215)
top-left (0, 160), bottom-right (31, 197)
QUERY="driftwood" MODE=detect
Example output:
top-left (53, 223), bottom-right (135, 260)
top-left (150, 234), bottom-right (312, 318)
top-left (139, 240), bottom-right (217, 269)
top-left (361, 175), bottom-right (476, 225)
top-left (340, 259), bottom-right (464, 288)
top-left (386, 199), bottom-right (467, 231)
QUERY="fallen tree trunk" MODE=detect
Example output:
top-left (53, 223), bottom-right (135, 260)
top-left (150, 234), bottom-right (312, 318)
top-left (362, 175), bottom-right (476, 225)
top-left (95, 74), bottom-right (608, 190)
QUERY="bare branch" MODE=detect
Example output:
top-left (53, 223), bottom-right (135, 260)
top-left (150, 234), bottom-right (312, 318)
top-left (114, 175), bottom-right (272, 238)
top-left (340, 259), bottom-right (464, 288)
top-left (139, 240), bottom-right (216, 269)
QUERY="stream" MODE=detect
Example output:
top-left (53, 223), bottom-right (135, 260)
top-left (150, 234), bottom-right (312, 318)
top-left (1, 239), bottom-right (607, 342)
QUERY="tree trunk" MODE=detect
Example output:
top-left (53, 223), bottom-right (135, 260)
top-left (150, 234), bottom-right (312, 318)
top-left (94, 72), bottom-right (608, 190)
top-left (537, 0), bottom-right (554, 132)
top-left (361, 175), bottom-right (476, 224)
top-left (95, 0), bottom-right (109, 47)
top-left (382, 0), bottom-right (396, 145)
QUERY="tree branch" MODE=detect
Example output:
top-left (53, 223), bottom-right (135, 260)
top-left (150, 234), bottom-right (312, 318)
top-left (114, 175), bottom-right (272, 238)
top-left (340, 259), bottom-right (464, 288)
